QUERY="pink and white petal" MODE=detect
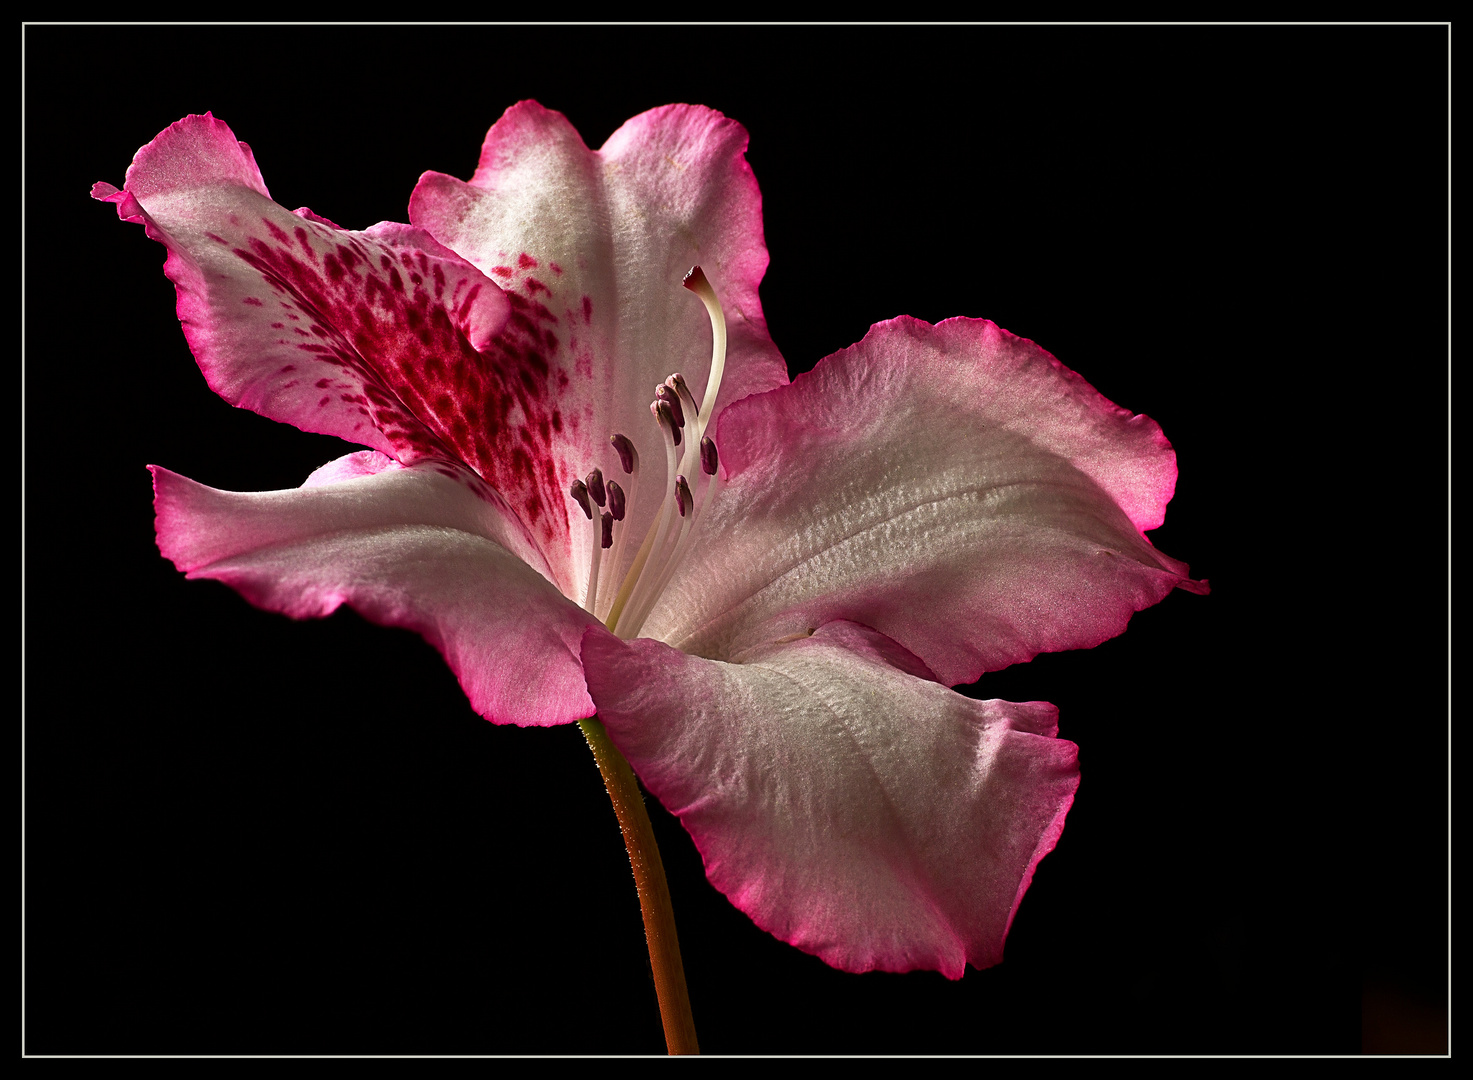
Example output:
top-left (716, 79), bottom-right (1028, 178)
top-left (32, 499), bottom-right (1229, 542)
top-left (152, 454), bottom-right (596, 726)
top-left (649, 316), bottom-right (1207, 686)
top-left (409, 101), bottom-right (790, 596)
top-left (583, 620), bottom-right (1079, 977)
top-left (95, 115), bottom-right (518, 505)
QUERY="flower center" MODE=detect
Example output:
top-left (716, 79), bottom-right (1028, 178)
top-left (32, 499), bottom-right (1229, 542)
top-left (569, 266), bottom-right (729, 639)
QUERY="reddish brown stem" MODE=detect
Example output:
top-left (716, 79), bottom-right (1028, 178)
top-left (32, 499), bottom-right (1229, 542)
top-left (579, 717), bottom-right (699, 1055)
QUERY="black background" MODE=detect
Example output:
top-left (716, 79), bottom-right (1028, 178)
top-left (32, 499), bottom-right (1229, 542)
top-left (24, 24), bottom-right (1447, 1055)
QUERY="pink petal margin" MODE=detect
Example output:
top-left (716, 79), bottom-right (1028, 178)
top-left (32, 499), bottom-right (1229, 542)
top-left (152, 454), bottom-right (598, 727)
top-left (94, 115), bottom-right (519, 505)
top-left (651, 315), bottom-right (1208, 685)
top-left (583, 621), bottom-right (1080, 977)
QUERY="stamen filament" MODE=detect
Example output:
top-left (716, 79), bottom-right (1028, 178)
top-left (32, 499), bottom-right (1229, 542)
top-left (609, 411), bottom-right (678, 635)
top-left (622, 411), bottom-right (682, 635)
top-left (584, 509), bottom-right (603, 614)
top-left (624, 437), bottom-right (720, 637)
top-left (605, 509), bottom-right (661, 634)
top-left (599, 479), bottom-right (630, 619)
top-left (628, 471), bottom-right (692, 632)
top-left (623, 468), bottom-right (724, 639)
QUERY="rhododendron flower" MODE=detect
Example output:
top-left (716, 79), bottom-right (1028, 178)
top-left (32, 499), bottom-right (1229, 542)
top-left (95, 104), bottom-right (1205, 987)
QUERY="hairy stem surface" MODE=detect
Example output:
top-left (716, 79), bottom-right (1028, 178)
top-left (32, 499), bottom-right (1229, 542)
top-left (578, 717), bottom-right (699, 1055)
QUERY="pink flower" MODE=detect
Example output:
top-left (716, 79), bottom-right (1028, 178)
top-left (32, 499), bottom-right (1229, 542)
top-left (96, 104), bottom-right (1205, 980)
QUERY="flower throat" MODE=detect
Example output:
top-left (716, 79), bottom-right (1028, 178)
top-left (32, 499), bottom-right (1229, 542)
top-left (567, 266), bottom-right (728, 639)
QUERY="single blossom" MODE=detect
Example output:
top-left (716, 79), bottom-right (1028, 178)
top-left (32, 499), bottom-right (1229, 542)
top-left (96, 104), bottom-right (1206, 980)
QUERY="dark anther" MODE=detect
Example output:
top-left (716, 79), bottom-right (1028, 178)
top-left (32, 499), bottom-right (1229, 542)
top-left (655, 400), bottom-right (681, 447)
top-left (610, 433), bottom-right (637, 475)
top-left (601, 511), bottom-right (614, 549)
top-left (569, 480), bottom-right (592, 520)
top-left (666, 373), bottom-right (698, 417)
top-left (675, 475), bottom-right (692, 518)
top-left (655, 384), bottom-right (685, 428)
top-left (607, 480), bottom-right (626, 521)
top-left (586, 468), bottom-right (606, 507)
top-left (700, 435), bottom-right (719, 476)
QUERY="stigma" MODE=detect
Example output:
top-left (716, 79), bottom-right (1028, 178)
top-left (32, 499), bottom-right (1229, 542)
top-left (568, 266), bottom-right (729, 638)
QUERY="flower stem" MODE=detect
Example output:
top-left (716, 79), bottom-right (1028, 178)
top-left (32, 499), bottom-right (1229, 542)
top-left (578, 717), bottom-right (700, 1055)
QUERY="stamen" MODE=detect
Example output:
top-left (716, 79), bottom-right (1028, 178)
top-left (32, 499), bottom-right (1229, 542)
top-left (606, 274), bottom-right (732, 636)
top-left (601, 511), bottom-right (614, 549)
top-left (605, 506), bottom-right (661, 634)
top-left (654, 384), bottom-right (685, 429)
top-left (613, 404), bottom-right (681, 635)
top-left (623, 464), bottom-right (725, 639)
top-left (654, 399), bottom-right (681, 448)
top-left (581, 494), bottom-right (603, 614)
top-left (667, 376), bottom-right (704, 484)
top-left (610, 433), bottom-right (638, 475)
top-left (666, 373), bottom-right (697, 418)
top-left (623, 437), bottom-right (722, 638)
top-left (585, 467), bottom-right (606, 507)
top-left (660, 376), bottom-right (702, 497)
top-left (569, 479), bottom-right (592, 520)
top-left (607, 480), bottom-right (626, 521)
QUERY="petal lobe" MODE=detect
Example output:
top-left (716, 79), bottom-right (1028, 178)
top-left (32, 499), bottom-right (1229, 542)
top-left (584, 620), bottom-right (1080, 977)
